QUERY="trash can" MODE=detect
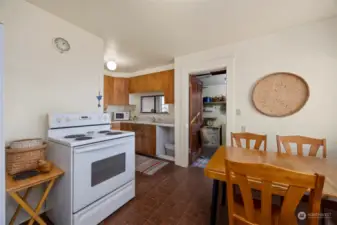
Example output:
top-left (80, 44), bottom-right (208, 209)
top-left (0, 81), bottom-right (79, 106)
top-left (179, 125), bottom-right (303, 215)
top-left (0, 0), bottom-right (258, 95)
top-left (164, 143), bottom-right (175, 157)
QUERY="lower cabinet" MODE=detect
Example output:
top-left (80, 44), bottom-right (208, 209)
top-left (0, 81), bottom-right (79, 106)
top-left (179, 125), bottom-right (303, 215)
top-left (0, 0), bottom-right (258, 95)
top-left (111, 123), bottom-right (121, 130)
top-left (120, 123), bottom-right (156, 156)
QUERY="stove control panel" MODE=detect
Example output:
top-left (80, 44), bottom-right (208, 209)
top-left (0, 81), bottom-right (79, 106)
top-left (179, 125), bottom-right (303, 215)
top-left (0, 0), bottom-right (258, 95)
top-left (48, 113), bottom-right (111, 129)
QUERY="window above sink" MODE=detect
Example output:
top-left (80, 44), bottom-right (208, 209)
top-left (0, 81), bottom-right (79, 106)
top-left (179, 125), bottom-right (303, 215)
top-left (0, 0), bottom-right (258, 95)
top-left (141, 95), bottom-right (169, 114)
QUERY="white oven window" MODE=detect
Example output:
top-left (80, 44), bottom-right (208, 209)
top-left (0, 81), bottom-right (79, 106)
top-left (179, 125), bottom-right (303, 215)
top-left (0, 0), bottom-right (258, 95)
top-left (91, 153), bottom-right (126, 187)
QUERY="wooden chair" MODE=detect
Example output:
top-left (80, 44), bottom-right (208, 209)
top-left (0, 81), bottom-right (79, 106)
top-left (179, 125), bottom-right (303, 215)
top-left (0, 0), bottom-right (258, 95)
top-left (225, 158), bottom-right (325, 225)
top-left (276, 135), bottom-right (327, 158)
top-left (231, 132), bottom-right (267, 151)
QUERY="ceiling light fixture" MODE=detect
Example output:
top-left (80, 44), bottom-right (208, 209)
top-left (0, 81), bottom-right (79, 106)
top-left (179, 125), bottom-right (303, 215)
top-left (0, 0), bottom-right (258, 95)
top-left (106, 61), bottom-right (117, 71)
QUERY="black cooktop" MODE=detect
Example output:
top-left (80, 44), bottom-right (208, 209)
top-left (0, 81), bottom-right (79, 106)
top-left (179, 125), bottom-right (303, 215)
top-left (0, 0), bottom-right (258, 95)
top-left (75, 136), bottom-right (93, 141)
top-left (106, 132), bottom-right (123, 135)
top-left (64, 134), bottom-right (86, 139)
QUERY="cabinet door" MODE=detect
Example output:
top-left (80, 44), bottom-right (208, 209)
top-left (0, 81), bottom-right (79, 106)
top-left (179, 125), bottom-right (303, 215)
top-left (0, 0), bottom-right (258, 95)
top-left (129, 76), bottom-right (148, 93)
top-left (120, 123), bottom-right (132, 131)
top-left (163, 70), bottom-right (174, 104)
top-left (104, 75), bottom-right (114, 107)
top-left (112, 77), bottom-right (129, 105)
top-left (142, 125), bottom-right (156, 156)
top-left (111, 123), bottom-right (120, 130)
top-left (147, 73), bottom-right (163, 92)
top-left (104, 76), bottom-right (129, 106)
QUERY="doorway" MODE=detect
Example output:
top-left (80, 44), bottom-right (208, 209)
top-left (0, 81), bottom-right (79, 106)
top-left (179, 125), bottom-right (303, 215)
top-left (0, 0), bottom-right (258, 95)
top-left (174, 55), bottom-right (235, 168)
top-left (189, 69), bottom-right (227, 167)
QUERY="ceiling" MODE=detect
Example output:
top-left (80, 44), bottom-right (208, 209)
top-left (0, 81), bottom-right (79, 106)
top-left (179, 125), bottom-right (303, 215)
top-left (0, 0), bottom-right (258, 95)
top-left (199, 74), bottom-right (226, 86)
top-left (28, 0), bottom-right (337, 72)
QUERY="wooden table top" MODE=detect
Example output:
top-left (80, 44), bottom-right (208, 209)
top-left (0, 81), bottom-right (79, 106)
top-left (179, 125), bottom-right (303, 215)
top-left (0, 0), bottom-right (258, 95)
top-left (204, 146), bottom-right (337, 198)
top-left (6, 166), bottom-right (64, 193)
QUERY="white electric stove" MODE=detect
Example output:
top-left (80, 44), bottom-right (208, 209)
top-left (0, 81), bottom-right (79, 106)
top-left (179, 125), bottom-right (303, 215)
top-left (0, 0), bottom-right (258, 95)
top-left (47, 113), bottom-right (135, 225)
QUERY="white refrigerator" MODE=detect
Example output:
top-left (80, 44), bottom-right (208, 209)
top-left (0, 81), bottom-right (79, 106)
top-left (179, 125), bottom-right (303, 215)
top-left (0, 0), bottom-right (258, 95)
top-left (0, 23), bottom-right (5, 225)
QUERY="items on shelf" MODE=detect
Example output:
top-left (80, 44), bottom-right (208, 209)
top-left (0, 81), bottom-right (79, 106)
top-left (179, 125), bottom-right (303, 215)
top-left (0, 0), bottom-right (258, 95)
top-left (203, 95), bottom-right (226, 103)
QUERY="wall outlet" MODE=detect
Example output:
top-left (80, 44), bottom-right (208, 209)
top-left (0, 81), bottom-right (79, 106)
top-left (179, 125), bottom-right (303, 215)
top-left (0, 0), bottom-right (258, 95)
top-left (236, 109), bottom-right (241, 116)
top-left (241, 126), bottom-right (246, 132)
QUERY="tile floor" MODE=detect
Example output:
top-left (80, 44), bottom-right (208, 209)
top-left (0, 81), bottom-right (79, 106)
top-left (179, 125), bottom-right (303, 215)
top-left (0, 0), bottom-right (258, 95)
top-left (103, 163), bottom-right (228, 225)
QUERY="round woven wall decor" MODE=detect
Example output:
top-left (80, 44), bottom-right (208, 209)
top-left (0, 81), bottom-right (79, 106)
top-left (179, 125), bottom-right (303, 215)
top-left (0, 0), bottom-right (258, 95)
top-left (252, 72), bottom-right (309, 117)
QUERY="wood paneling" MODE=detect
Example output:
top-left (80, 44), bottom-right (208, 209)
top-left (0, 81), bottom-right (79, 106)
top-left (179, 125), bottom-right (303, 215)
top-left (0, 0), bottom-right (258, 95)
top-left (104, 76), bottom-right (129, 106)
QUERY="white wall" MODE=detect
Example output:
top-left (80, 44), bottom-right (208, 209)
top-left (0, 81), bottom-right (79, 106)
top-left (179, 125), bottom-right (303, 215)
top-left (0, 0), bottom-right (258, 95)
top-left (175, 17), bottom-right (337, 166)
top-left (0, 23), bottom-right (5, 225)
top-left (3, 0), bottom-right (104, 142)
top-left (2, 0), bottom-right (104, 223)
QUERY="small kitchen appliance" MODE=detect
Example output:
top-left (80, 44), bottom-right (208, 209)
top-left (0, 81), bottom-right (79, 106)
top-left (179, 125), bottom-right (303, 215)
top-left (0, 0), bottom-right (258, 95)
top-left (47, 112), bottom-right (135, 225)
top-left (113, 112), bottom-right (130, 121)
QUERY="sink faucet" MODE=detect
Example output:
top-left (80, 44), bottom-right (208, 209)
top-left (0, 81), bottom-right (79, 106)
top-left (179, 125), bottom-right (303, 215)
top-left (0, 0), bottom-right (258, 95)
top-left (151, 116), bottom-right (156, 122)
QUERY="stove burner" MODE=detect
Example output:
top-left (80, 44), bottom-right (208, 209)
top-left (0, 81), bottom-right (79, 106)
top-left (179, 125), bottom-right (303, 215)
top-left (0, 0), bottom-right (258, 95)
top-left (64, 134), bottom-right (85, 139)
top-left (106, 132), bottom-right (123, 135)
top-left (75, 136), bottom-right (93, 141)
top-left (98, 130), bottom-right (110, 134)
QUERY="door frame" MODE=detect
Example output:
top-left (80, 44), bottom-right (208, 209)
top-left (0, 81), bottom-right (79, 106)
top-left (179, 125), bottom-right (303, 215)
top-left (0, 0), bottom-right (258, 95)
top-left (189, 75), bottom-right (203, 164)
top-left (0, 23), bottom-right (5, 225)
top-left (174, 56), bottom-right (235, 167)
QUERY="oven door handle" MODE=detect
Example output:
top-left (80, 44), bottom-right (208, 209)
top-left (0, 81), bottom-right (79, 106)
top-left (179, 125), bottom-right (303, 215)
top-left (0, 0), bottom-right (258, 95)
top-left (74, 136), bottom-right (134, 154)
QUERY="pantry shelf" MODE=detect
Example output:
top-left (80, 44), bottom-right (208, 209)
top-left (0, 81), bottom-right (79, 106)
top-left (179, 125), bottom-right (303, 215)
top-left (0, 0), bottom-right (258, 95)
top-left (203, 101), bottom-right (226, 105)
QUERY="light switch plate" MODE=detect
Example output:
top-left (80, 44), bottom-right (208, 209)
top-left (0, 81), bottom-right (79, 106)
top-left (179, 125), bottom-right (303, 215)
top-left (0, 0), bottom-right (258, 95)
top-left (236, 109), bottom-right (241, 116)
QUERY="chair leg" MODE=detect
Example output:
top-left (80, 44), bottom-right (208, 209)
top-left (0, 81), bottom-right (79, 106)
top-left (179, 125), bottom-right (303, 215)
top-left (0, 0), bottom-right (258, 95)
top-left (9, 187), bottom-right (32, 225)
top-left (321, 207), bottom-right (326, 225)
top-left (9, 192), bottom-right (46, 225)
top-left (28, 178), bottom-right (56, 225)
top-left (221, 181), bottom-right (227, 206)
top-left (210, 180), bottom-right (219, 225)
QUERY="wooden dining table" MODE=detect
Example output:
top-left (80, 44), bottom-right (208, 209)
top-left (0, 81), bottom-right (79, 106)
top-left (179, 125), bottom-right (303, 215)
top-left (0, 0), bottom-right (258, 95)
top-left (204, 146), bottom-right (337, 225)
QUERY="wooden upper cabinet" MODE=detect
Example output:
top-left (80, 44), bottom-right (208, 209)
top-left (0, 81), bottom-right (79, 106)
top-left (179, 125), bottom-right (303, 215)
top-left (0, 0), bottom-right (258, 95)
top-left (129, 70), bottom-right (174, 104)
top-left (163, 70), bottom-right (174, 104)
top-left (104, 76), bottom-right (129, 106)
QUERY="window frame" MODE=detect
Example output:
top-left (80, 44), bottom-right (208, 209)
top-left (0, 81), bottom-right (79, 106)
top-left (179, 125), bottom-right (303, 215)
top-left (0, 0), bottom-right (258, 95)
top-left (140, 95), bottom-right (168, 114)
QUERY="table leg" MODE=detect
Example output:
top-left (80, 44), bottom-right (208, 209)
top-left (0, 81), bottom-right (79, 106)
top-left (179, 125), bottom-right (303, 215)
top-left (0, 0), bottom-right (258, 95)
top-left (9, 192), bottom-right (46, 225)
top-left (28, 178), bottom-right (56, 225)
top-left (9, 187), bottom-right (32, 225)
top-left (221, 181), bottom-right (227, 206)
top-left (210, 180), bottom-right (219, 225)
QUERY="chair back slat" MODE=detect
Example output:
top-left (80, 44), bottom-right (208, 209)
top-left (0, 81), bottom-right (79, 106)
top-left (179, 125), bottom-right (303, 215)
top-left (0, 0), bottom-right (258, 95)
top-left (279, 186), bottom-right (307, 224)
top-left (225, 158), bottom-right (325, 225)
top-left (231, 132), bottom-right (267, 151)
top-left (276, 135), bottom-right (327, 158)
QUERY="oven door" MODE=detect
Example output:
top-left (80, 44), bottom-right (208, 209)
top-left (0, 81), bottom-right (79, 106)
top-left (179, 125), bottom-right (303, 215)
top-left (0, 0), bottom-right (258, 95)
top-left (73, 136), bottom-right (135, 213)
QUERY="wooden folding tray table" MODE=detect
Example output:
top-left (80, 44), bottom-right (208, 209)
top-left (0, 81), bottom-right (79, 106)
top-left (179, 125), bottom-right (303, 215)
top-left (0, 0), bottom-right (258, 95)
top-left (6, 166), bottom-right (64, 225)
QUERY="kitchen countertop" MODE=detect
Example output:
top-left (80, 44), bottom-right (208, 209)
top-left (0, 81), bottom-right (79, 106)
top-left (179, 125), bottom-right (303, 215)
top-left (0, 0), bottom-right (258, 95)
top-left (111, 120), bottom-right (174, 128)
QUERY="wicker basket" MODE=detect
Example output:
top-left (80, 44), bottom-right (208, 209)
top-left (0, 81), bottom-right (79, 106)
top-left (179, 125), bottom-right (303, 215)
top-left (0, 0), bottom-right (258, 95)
top-left (6, 142), bottom-right (47, 175)
top-left (10, 138), bottom-right (44, 149)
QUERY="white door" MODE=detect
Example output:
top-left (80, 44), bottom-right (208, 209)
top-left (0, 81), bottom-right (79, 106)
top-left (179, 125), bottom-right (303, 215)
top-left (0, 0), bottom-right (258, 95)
top-left (0, 23), bottom-right (5, 225)
top-left (73, 136), bottom-right (135, 212)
